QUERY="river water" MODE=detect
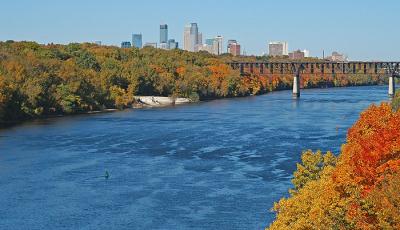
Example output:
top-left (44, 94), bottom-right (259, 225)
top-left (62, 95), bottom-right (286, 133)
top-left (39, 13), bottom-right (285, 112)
top-left (0, 86), bottom-right (390, 230)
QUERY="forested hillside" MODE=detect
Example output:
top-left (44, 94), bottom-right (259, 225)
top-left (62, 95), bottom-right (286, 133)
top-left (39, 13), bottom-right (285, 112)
top-left (0, 41), bottom-right (386, 125)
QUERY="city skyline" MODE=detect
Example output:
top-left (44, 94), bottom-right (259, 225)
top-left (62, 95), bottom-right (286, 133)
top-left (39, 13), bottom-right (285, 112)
top-left (0, 0), bottom-right (399, 60)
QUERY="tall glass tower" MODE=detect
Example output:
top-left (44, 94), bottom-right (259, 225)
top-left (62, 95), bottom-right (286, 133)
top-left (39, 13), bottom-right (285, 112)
top-left (184, 23), bottom-right (200, 52)
top-left (189, 23), bottom-right (198, 51)
top-left (132, 34), bottom-right (142, 48)
top-left (160, 24), bottom-right (168, 44)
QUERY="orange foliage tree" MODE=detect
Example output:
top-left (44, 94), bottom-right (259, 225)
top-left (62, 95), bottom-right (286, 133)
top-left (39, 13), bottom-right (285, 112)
top-left (269, 103), bottom-right (400, 230)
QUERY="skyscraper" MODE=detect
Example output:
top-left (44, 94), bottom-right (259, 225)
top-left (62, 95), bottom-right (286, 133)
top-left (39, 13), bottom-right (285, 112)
top-left (183, 23), bottom-right (200, 52)
top-left (215, 36), bottom-right (223, 55)
top-left (190, 23), bottom-right (199, 52)
top-left (227, 40), bottom-right (240, 56)
top-left (183, 25), bottom-right (191, 51)
top-left (230, 43), bottom-right (241, 56)
top-left (160, 24), bottom-right (168, 44)
top-left (132, 34), bottom-right (142, 48)
top-left (227, 40), bottom-right (237, 53)
top-left (268, 41), bottom-right (288, 56)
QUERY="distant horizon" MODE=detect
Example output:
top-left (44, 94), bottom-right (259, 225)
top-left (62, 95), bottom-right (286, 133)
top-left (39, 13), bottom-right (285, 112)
top-left (1, 0), bottom-right (399, 61)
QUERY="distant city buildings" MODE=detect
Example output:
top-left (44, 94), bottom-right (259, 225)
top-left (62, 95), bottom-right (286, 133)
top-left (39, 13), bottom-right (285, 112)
top-left (116, 23), bottom-right (349, 59)
top-left (227, 40), bottom-right (236, 53)
top-left (197, 36), bottom-right (224, 55)
top-left (184, 23), bottom-right (201, 52)
top-left (227, 40), bottom-right (240, 56)
top-left (215, 36), bottom-right (223, 55)
top-left (198, 33), bottom-right (203, 46)
top-left (289, 50), bottom-right (305, 60)
top-left (197, 38), bottom-right (215, 54)
top-left (269, 41), bottom-right (289, 56)
top-left (121, 41), bottom-right (132, 48)
top-left (160, 24), bottom-right (168, 44)
top-left (94, 41), bottom-right (102, 46)
top-left (168, 39), bottom-right (178, 49)
top-left (159, 42), bottom-right (169, 50)
top-left (327, 51), bottom-right (348, 61)
top-left (132, 34), bottom-right (143, 48)
top-left (230, 43), bottom-right (241, 56)
top-left (303, 49), bottom-right (310, 58)
top-left (144, 42), bottom-right (157, 48)
top-left (159, 24), bottom-right (168, 49)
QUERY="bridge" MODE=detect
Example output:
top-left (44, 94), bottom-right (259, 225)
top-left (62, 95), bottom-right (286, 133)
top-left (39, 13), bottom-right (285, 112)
top-left (228, 61), bottom-right (400, 98)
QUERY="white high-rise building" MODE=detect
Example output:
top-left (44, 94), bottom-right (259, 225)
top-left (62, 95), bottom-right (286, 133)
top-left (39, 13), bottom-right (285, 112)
top-left (303, 49), bottom-right (310, 57)
top-left (215, 36), bottom-right (223, 55)
top-left (269, 41), bottom-right (288, 56)
top-left (183, 25), bottom-right (191, 51)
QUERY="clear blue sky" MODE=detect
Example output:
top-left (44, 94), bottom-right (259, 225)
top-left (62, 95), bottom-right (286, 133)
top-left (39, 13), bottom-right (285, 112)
top-left (0, 0), bottom-right (399, 60)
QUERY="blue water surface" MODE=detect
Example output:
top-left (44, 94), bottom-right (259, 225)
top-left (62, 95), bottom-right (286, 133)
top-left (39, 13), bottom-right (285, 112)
top-left (0, 86), bottom-right (390, 230)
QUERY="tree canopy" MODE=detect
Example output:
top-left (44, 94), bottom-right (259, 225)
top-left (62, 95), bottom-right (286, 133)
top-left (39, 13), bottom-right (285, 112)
top-left (0, 41), bottom-right (386, 125)
top-left (268, 102), bottom-right (400, 229)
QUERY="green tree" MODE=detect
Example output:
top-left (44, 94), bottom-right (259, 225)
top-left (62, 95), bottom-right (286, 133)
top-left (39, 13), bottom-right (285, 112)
top-left (291, 150), bottom-right (337, 193)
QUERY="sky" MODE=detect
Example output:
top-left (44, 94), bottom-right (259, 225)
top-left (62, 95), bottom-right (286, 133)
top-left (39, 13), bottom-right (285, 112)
top-left (0, 0), bottom-right (399, 60)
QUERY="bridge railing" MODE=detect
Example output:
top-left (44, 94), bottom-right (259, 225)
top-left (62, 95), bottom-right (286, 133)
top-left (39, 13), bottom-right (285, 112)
top-left (226, 61), bottom-right (400, 98)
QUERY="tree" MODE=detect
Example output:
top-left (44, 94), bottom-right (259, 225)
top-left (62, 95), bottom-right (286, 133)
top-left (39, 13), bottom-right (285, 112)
top-left (269, 103), bottom-right (400, 230)
top-left (291, 150), bottom-right (337, 193)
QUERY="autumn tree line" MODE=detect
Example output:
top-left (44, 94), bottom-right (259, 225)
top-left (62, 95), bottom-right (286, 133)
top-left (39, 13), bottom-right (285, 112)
top-left (268, 93), bottom-right (400, 229)
top-left (0, 41), bottom-right (387, 125)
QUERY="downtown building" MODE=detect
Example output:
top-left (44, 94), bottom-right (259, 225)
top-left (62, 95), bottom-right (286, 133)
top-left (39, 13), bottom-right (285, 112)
top-left (159, 24), bottom-right (179, 50)
top-left (227, 40), bottom-right (240, 56)
top-left (132, 34), bottom-right (142, 48)
top-left (289, 49), bottom-right (310, 59)
top-left (159, 24), bottom-right (168, 49)
top-left (326, 51), bottom-right (348, 62)
top-left (168, 39), bottom-right (178, 49)
top-left (289, 50), bottom-right (305, 59)
top-left (198, 36), bottom-right (224, 55)
top-left (183, 23), bottom-right (202, 52)
top-left (121, 41), bottom-right (132, 48)
top-left (269, 41), bottom-right (289, 56)
top-left (144, 42), bottom-right (157, 48)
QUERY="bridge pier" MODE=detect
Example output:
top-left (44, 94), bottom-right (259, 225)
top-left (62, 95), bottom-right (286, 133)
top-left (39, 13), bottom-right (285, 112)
top-left (293, 72), bottom-right (300, 98)
top-left (389, 75), bottom-right (395, 97)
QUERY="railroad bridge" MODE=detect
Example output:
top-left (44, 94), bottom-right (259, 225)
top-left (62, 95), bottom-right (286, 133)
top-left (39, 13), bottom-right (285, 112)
top-left (228, 61), bottom-right (400, 98)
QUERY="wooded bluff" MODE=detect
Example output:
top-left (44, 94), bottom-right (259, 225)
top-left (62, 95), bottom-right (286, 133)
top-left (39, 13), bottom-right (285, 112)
top-left (0, 41), bottom-right (386, 125)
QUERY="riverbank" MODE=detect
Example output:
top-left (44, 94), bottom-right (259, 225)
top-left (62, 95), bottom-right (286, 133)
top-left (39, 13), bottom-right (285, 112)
top-left (0, 41), bottom-right (388, 126)
top-left (0, 83), bottom-right (388, 128)
top-left (133, 96), bottom-right (191, 107)
top-left (0, 97), bottom-right (193, 129)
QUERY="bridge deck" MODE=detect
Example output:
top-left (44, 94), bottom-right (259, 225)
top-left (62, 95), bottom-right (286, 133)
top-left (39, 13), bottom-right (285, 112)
top-left (227, 61), bottom-right (400, 76)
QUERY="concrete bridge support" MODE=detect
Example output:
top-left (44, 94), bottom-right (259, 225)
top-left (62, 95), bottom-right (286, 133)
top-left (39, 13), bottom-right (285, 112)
top-left (293, 72), bottom-right (300, 98)
top-left (389, 75), bottom-right (395, 97)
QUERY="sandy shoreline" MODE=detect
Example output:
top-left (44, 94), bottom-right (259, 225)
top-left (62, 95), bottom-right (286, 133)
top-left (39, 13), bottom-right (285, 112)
top-left (133, 96), bottom-right (192, 107)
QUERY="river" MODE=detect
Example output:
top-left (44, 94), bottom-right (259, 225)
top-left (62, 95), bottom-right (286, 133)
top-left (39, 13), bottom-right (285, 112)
top-left (0, 86), bottom-right (391, 230)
